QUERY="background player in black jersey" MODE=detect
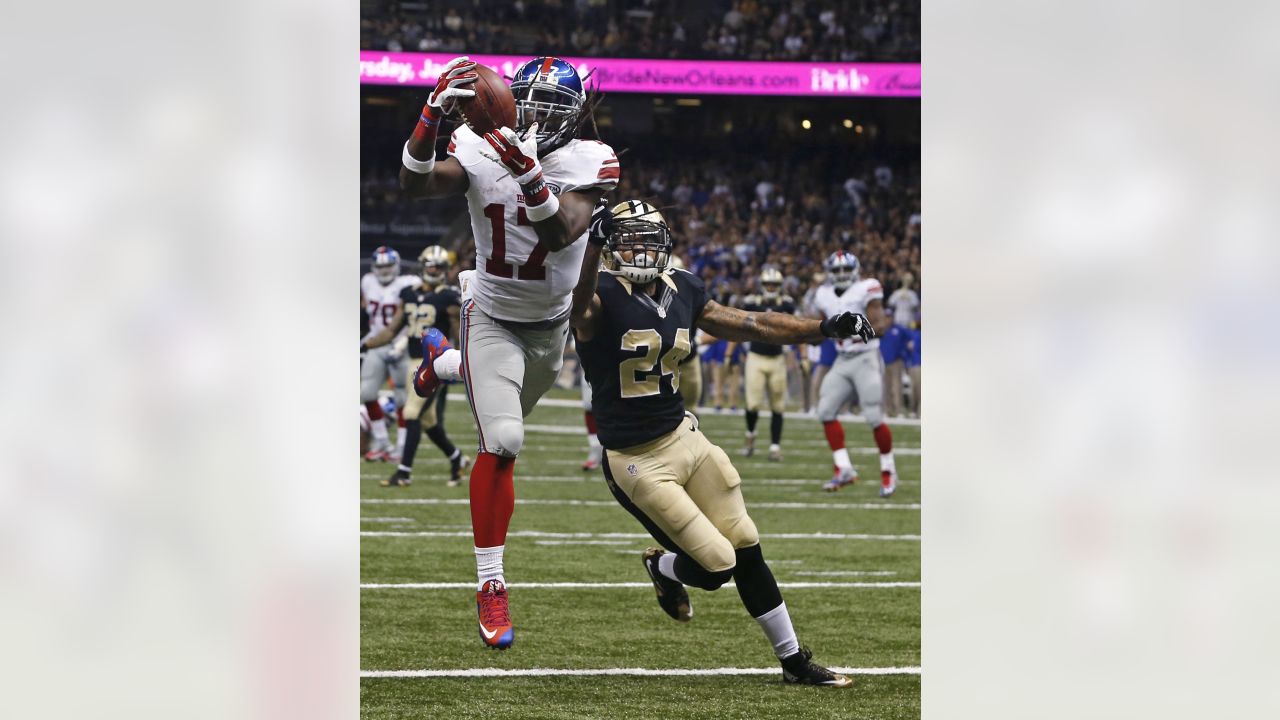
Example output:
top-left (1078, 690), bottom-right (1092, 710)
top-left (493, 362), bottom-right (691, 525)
top-left (362, 246), bottom-right (469, 487)
top-left (737, 267), bottom-right (797, 461)
top-left (570, 200), bottom-right (875, 688)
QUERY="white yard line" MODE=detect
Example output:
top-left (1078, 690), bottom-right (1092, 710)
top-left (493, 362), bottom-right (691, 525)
top-left (362, 666), bottom-right (920, 678)
top-left (361, 498), bottom-right (919, 510)
top-left (362, 530), bottom-right (919, 541)
top-left (792, 570), bottom-right (899, 577)
top-left (360, 581), bottom-right (919, 589)
top-left (453, 394), bottom-right (922, 427)
top-left (533, 540), bottom-right (637, 546)
top-left (360, 517), bottom-right (415, 523)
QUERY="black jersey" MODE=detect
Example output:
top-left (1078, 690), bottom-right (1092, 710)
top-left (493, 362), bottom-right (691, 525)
top-left (740, 293), bottom-right (796, 356)
top-left (399, 283), bottom-right (461, 359)
top-left (578, 270), bottom-right (708, 450)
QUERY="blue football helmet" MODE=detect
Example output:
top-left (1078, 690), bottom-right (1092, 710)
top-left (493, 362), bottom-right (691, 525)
top-left (372, 246), bottom-right (401, 285)
top-left (510, 56), bottom-right (585, 153)
top-left (823, 251), bottom-right (860, 291)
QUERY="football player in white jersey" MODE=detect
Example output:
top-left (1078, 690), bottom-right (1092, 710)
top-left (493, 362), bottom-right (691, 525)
top-left (359, 246), bottom-right (421, 461)
top-left (810, 251), bottom-right (898, 497)
top-left (397, 55), bottom-right (618, 649)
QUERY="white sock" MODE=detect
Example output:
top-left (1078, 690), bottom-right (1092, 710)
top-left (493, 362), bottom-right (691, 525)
top-left (657, 552), bottom-right (681, 584)
top-left (475, 545), bottom-right (505, 590)
top-left (395, 424), bottom-right (407, 457)
top-left (397, 463), bottom-right (412, 473)
top-left (769, 443), bottom-right (781, 453)
top-left (370, 418), bottom-right (389, 447)
top-left (434, 347), bottom-right (462, 381)
top-left (587, 433), bottom-right (601, 450)
top-left (832, 447), bottom-right (852, 470)
top-left (746, 430), bottom-right (757, 438)
top-left (880, 452), bottom-right (897, 476)
top-left (755, 602), bottom-right (800, 659)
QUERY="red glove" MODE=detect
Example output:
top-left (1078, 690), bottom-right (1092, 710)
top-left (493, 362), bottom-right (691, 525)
top-left (483, 124), bottom-right (559, 221)
top-left (411, 57), bottom-right (477, 145)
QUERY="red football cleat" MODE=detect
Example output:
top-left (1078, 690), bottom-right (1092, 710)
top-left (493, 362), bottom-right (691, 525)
top-left (476, 579), bottom-right (515, 649)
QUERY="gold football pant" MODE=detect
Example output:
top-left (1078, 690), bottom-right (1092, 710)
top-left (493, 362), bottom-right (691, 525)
top-left (744, 352), bottom-right (787, 413)
top-left (602, 416), bottom-right (759, 573)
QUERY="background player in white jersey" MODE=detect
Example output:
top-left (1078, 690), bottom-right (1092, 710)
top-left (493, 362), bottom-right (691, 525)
top-left (362, 246), bottom-right (470, 487)
top-left (810, 251), bottom-right (898, 497)
top-left (398, 55), bottom-right (618, 649)
top-left (359, 246), bottom-right (421, 461)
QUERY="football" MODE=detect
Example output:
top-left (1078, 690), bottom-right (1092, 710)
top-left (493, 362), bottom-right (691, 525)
top-left (457, 64), bottom-right (517, 136)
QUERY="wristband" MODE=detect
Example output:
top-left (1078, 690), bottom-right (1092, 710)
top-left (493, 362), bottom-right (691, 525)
top-left (524, 192), bottom-right (560, 222)
top-left (402, 140), bottom-right (436, 174)
top-left (520, 174), bottom-right (551, 207)
top-left (360, 342), bottom-right (369, 353)
top-left (819, 316), bottom-right (838, 338)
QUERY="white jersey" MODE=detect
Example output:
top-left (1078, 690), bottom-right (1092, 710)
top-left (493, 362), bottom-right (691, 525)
top-left (888, 287), bottom-right (920, 327)
top-left (361, 272), bottom-right (421, 334)
top-left (448, 125), bottom-right (619, 323)
top-left (811, 277), bottom-right (883, 354)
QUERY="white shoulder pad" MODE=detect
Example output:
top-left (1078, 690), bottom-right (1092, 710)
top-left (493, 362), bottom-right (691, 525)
top-left (547, 139), bottom-right (620, 194)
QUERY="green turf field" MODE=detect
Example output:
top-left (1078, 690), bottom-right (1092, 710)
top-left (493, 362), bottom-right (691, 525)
top-left (362, 386), bottom-right (920, 719)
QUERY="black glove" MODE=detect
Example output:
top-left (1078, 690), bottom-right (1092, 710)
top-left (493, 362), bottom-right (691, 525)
top-left (820, 312), bottom-right (876, 342)
top-left (587, 198), bottom-right (613, 247)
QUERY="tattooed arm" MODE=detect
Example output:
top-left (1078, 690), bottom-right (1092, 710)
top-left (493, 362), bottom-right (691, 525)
top-left (697, 300), bottom-right (875, 345)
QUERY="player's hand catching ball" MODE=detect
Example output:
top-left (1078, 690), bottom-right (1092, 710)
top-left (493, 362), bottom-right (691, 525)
top-left (587, 197), bottom-right (614, 247)
top-left (821, 312), bottom-right (876, 342)
top-left (427, 56), bottom-right (478, 116)
top-left (483, 123), bottom-right (559, 221)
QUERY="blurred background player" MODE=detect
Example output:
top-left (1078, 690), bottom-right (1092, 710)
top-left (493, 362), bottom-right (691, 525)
top-left (883, 272), bottom-right (921, 417)
top-left (739, 267), bottom-right (796, 461)
top-left (362, 246), bottom-right (470, 486)
top-left (700, 334), bottom-right (728, 411)
top-left (571, 199), bottom-right (873, 687)
top-left (399, 55), bottom-right (619, 649)
top-left (360, 246), bottom-right (420, 461)
top-left (905, 320), bottom-right (921, 418)
top-left (811, 251), bottom-right (897, 497)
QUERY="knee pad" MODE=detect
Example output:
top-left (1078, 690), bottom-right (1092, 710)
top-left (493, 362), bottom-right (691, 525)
top-left (487, 416), bottom-right (525, 458)
top-left (862, 402), bottom-right (883, 427)
top-left (724, 515), bottom-right (760, 550)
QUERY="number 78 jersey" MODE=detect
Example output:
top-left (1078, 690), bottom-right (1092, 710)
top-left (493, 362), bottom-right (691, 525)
top-left (448, 125), bottom-right (620, 323)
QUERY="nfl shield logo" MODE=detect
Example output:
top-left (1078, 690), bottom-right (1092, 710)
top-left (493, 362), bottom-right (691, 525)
top-left (627, 464), bottom-right (638, 477)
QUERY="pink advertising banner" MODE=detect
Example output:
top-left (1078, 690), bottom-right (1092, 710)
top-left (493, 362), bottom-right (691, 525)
top-left (360, 52), bottom-right (919, 98)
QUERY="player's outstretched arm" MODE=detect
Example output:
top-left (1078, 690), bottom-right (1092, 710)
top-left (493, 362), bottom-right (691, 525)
top-left (398, 56), bottom-right (475, 198)
top-left (698, 300), bottom-right (876, 346)
top-left (865, 298), bottom-right (892, 335)
top-left (361, 306), bottom-right (406, 351)
top-left (569, 201), bottom-right (610, 341)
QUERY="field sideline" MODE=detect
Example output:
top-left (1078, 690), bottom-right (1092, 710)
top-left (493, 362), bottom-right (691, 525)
top-left (362, 386), bottom-right (920, 719)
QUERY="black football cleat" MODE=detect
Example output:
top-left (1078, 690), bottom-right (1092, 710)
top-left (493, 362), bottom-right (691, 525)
top-left (641, 548), bottom-right (692, 622)
top-left (449, 453), bottom-right (470, 487)
top-left (780, 647), bottom-right (853, 688)
top-left (381, 469), bottom-right (412, 487)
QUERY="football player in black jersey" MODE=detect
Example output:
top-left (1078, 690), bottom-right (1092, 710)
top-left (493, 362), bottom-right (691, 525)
top-left (362, 246), bottom-right (470, 487)
top-left (737, 267), bottom-right (797, 461)
top-left (571, 200), bottom-right (875, 688)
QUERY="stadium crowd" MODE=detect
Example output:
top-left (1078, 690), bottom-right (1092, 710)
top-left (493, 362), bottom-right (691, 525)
top-left (362, 0), bottom-right (920, 63)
